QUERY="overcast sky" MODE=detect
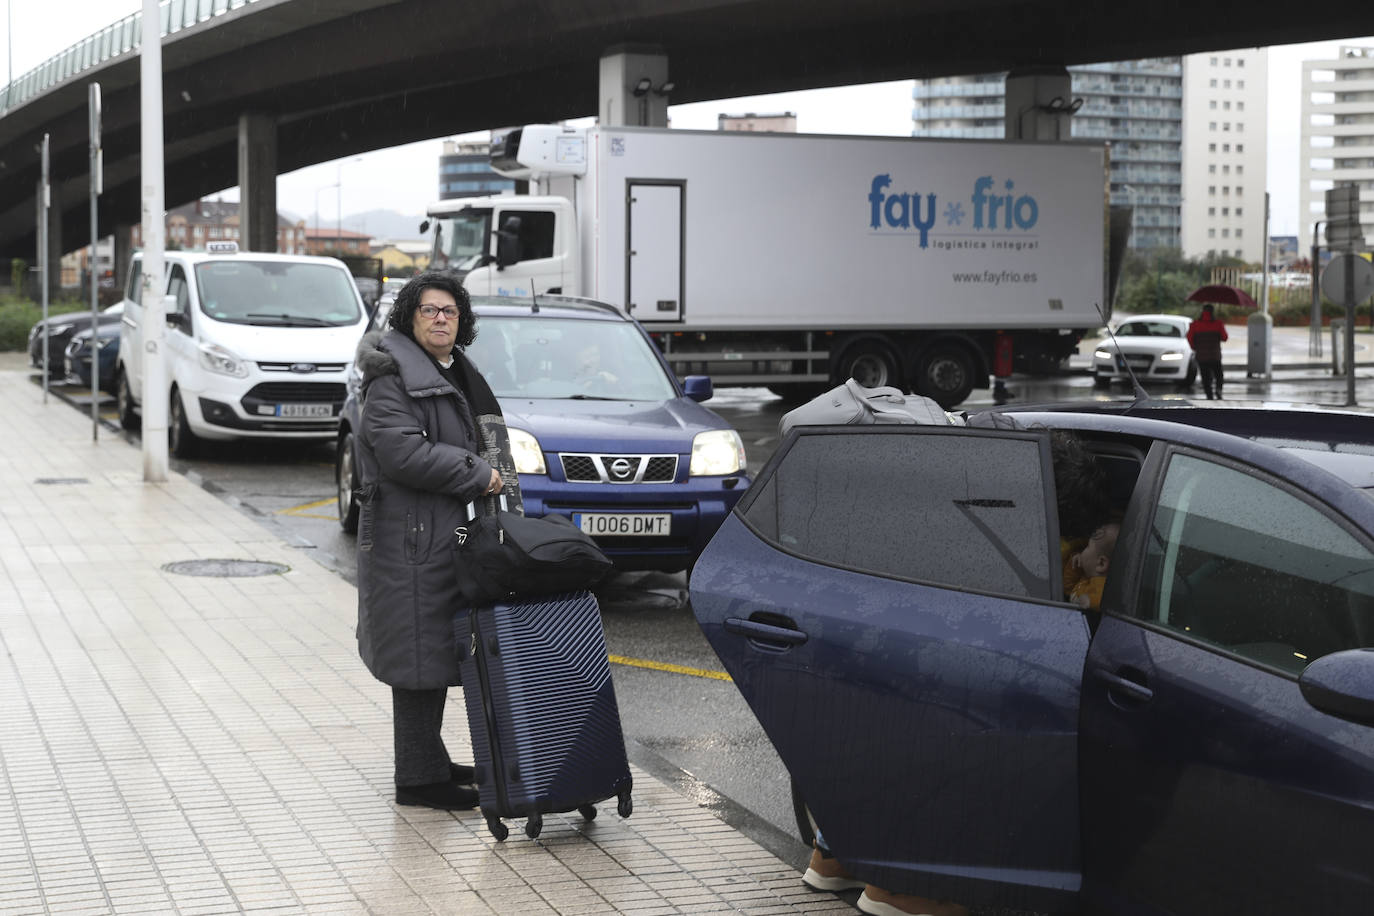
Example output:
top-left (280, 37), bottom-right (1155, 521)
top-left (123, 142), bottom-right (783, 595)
top-left (4, 1), bottom-right (1373, 238)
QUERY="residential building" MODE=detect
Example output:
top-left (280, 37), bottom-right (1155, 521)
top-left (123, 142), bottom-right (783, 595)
top-left (912, 59), bottom-right (1188, 253)
top-left (1299, 46), bottom-right (1374, 255)
top-left (718, 112), bottom-right (797, 132)
top-left (303, 227), bottom-right (373, 256)
top-left (1180, 48), bottom-right (1268, 263)
top-left (371, 239), bottom-right (431, 274)
top-left (129, 199), bottom-right (306, 253)
top-left (439, 139), bottom-right (516, 200)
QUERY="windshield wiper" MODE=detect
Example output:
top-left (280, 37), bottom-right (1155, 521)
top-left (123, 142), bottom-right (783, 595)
top-left (567, 394), bottom-right (626, 400)
top-left (244, 313), bottom-right (333, 326)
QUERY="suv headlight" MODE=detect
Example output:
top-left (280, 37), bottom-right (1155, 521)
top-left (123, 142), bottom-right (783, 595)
top-left (198, 342), bottom-right (249, 378)
top-left (690, 429), bottom-right (746, 476)
top-left (508, 427), bottom-right (546, 475)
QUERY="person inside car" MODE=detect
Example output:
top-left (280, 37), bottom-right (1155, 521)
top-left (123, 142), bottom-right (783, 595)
top-left (1063, 521), bottom-right (1121, 611)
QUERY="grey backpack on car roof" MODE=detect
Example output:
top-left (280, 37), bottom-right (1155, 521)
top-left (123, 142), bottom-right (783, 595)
top-left (780, 379), bottom-right (957, 436)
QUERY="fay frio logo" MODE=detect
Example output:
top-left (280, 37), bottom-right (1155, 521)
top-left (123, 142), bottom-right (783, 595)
top-left (868, 173), bottom-right (1041, 249)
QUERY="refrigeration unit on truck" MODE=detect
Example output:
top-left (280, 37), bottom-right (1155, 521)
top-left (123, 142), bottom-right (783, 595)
top-left (423, 124), bottom-right (1113, 408)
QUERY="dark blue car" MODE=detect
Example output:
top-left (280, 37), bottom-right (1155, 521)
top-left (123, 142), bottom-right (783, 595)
top-left (337, 295), bottom-right (749, 573)
top-left (63, 318), bottom-right (120, 392)
top-left (691, 404), bottom-right (1374, 915)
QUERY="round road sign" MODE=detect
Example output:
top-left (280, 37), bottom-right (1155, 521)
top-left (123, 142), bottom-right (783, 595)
top-left (1320, 253), bottom-right (1374, 304)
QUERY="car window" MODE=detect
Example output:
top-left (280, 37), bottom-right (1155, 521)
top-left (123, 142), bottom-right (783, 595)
top-left (467, 315), bottom-right (677, 401)
top-left (742, 429), bottom-right (1056, 598)
top-left (194, 260), bottom-right (362, 326)
top-left (512, 211), bottom-right (555, 261)
top-left (1137, 452), bottom-right (1374, 674)
top-left (168, 265), bottom-right (192, 334)
top-left (1118, 321), bottom-right (1181, 338)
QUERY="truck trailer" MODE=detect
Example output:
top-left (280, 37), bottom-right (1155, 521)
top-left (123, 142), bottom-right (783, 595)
top-left (424, 124), bottom-right (1114, 407)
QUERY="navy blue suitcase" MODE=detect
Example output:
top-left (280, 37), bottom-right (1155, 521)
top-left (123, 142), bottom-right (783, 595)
top-left (454, 589), bottom-right (633, 840)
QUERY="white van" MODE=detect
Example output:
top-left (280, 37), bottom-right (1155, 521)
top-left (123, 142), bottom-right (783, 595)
top-left (116, 244), bottom-right (369, 457)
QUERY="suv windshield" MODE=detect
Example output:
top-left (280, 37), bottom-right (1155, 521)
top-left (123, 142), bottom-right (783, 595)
top-left (194, 261), bottom-right (362, 326)
top-left (467, 315), bottom-right (677, 401)
top-left (431, 209), bottom-right (492, 273)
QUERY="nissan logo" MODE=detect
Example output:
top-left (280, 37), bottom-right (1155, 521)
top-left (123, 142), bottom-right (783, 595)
top-left (609, 458), bottom-right (635, 480)
top-left (290, 363), bottom-right (318, 374)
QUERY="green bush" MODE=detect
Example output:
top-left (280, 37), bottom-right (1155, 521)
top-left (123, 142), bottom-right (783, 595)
top-left (0, 295), bottom-right (88, 352)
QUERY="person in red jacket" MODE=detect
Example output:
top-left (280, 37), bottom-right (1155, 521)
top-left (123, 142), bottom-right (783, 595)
top-left (1187, 304), bottom-right (1230, 399)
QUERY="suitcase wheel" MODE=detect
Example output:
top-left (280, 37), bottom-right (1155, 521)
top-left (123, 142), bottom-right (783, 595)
top-left (578, 804), bottom-right (597, 822)
top-left (525, 812), bottom-right (543, 839)
top-left (617, 793), bottom-right (633, 819)
top-left (486, 814), bottom-right (508, 842)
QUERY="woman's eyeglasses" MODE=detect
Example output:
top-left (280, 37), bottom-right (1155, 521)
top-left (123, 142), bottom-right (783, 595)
top-left (418, 304), bottom-right (460, 319)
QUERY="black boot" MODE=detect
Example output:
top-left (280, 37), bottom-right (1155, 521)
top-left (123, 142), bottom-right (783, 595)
top-left (396, 780), bottom-right (479, 810)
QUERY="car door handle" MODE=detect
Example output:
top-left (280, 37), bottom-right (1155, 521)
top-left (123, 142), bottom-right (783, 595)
top-left (724, 616), bottom-right (808, 649)
top-left (1090, 667), bottom-right (1154, 705)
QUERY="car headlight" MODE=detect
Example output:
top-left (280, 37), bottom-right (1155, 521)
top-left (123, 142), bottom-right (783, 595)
top-left (690, 428), bottom-right (746, 476)
top-left (46, 323), bottom-right (74, 339)
top-left (198, 342), bottom-right (249, 378)
top-left (1159, 351), bottom-right (1184, 361)
top-left (1094, 348), bottom-right (1114, 360)
top-left (28, 324), bottom-right (42, 342)
top-left (508, 427), bottom-right (546, 475)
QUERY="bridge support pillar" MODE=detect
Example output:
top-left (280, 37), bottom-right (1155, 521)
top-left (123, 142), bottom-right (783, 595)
top-left (1005, 66), bottom-right (1075, 141)
top-left (599, 45), bottom-right (670, 127)
top-left (238, 112), bottom-right (278, 252)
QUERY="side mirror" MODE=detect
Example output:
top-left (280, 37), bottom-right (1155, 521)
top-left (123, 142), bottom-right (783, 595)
top-left (1299, 648), bottom-right (1374, 725)
top-left (419, 219), bottom-right (430, 235)
top-left (495, 216), bottom-right (522, 269)
top-left (683, 375), bottom-right (713, 402)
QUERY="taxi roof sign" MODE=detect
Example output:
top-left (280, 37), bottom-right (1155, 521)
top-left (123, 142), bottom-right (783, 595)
top-left (205, 240), bottom-right (239, 254)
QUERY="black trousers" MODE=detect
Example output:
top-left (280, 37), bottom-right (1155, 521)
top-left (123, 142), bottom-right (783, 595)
top-left (392, 687), bottom-right (452, 787)
top-left (1199, 360), bottom-right (1224, 398)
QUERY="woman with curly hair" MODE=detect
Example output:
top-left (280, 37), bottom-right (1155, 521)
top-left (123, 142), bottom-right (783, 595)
top-left (350, 271), bottom-right (518, 810)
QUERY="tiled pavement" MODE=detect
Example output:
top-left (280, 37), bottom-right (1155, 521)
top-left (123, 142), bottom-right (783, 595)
top-left (0, 360), bottom-right (853, 915)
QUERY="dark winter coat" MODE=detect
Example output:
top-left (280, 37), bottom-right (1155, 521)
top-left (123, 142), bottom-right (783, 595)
top-left (353, 329), bottom-right (495, 689)
top-left (1187, 313), bottom-right (1229, 364)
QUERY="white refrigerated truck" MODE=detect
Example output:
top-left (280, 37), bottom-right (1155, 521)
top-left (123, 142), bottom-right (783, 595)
top-left (424, 124), bottom-right (1113, 407)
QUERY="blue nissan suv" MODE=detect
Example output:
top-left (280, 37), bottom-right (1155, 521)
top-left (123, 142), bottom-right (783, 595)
top-left (336, 295), bottom-right (749, 573)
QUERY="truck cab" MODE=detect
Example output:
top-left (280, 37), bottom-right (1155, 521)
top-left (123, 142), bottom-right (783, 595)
top-left (426, 196), bottom-right (578, 299)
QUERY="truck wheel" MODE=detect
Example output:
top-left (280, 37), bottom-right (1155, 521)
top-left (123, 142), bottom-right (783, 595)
top-left (169, 388), bottom-right (199, 459)
top-left (839, 341), bottom-right (899, 390)
top-left (337, 430), bottom-right (360, 534)
top-left (117, 368), bottom-right (140, 432)
top-left (916, 344), bottom-right (975, 408)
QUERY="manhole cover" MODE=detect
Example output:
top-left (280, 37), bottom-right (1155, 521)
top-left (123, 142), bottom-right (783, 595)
top-left (162, 559), bottom-right (290, 578)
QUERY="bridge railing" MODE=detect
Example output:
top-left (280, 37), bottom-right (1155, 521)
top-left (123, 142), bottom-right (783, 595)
top-left (1, 0), bottom-right (263, 117)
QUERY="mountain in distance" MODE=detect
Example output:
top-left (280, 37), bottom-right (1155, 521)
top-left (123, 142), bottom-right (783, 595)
top-left (285, 208), bottom-right (429, 241)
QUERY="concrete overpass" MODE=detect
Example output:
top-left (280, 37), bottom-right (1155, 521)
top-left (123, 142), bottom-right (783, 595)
top-left (2, 0), bottom-right (1373, 264)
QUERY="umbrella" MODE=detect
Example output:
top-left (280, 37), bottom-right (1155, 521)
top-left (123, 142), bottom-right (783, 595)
top-left (1185, 284), bottom-right (1258, 309)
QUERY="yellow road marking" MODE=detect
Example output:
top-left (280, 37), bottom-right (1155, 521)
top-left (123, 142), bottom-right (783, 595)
top-left (279, 496), bottom-right (339, 519)
top-left (608, 654), bottom-right (732, 682)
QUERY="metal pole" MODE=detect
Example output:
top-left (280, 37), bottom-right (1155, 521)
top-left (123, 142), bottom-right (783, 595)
top-left (1310, 220), bottom-right (1323, 358)
top-left (140, 0), bottom-right (168, 481)
top-left (89, 82), bottom-right (102, 442)
top-left (1345, 240), bottom-right (1357, 407)
top-left (1260, 193), bottom-right (1270, 316)
top-left (40, 134), bottom-right (49, 404)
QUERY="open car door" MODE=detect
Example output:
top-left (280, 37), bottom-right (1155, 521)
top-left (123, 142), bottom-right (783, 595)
top-left (692, 425), bottom-right (1090, 913)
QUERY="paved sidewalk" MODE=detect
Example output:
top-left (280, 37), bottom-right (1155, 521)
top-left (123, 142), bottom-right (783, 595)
top-left (0, 363), bottom-right (851, 915)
